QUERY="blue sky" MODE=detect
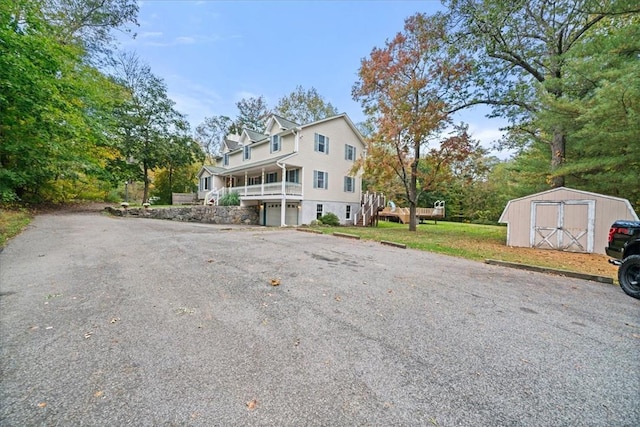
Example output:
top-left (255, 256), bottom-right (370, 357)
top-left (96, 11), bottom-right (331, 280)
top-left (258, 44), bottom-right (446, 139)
top-left (118, 0), bottom-right (507, 154)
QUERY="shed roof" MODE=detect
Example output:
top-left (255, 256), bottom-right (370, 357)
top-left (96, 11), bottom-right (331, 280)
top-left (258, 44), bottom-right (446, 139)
top-left (499, 187), bottom-right (639, 223)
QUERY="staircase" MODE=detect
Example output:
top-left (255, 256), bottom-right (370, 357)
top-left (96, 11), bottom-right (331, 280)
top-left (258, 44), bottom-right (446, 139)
top-left (354, 192), bottom-right (386, 226)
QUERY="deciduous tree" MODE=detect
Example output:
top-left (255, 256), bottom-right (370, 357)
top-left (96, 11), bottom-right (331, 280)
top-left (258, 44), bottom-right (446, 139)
top-left (275, 86), bottom-right (338, 124)
top-left (353, 12), bottom-right (472, 230)
top-left (445, 0), bottom-right (640, 187)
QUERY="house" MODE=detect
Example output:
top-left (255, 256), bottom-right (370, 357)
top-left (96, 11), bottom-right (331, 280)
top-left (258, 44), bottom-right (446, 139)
top-left (196, 113), bottom-right (366, 226)
top-left (499, 187), bottom-right (639, 254)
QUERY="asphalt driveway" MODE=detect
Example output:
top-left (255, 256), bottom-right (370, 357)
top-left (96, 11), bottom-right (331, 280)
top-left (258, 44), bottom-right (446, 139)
top-left (1, 212), bottom-right (638, 426)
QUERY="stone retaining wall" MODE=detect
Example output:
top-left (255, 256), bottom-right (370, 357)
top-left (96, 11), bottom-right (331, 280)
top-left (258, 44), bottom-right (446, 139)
top-left (105, 205), bottom-right (260, 225)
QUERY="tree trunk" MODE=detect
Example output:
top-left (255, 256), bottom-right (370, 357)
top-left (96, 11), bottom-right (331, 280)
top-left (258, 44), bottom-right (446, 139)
top-left (409, 158), bottom-right (419, 232)
top-left (550, 128), bottom-right (566, 188)
top-left (143, 163), bottom-right (149, 203)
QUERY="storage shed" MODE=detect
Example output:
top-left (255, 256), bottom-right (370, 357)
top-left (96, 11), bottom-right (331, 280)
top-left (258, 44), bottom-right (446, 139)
top-left (499, 187), bottom-right (639, 254)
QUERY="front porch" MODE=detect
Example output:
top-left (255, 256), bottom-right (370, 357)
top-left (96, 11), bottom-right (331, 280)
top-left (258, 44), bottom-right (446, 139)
top-left (203, 181), bottom-right (302, 204)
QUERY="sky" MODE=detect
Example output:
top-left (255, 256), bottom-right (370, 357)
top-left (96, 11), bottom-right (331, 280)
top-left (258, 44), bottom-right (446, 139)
top-left (117, 0), bottom-right (508, 155)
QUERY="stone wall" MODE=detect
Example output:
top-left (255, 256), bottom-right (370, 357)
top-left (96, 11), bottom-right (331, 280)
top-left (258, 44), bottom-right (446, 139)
top-left (105, 205), bottom-right (260, 225)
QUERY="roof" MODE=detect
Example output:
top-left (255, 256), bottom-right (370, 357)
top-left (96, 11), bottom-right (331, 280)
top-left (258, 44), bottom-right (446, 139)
top-left (499, 187), bottom-right (639, 222)
top-left (243, 128), bottom-right (268, 142)
top-left (198, 165), bottom-right (225, 177)
top-left (267, 114), bottom-right (299, 131)
top-left (218, 153), bottom-right (299, 174)
top-left (224, 138), bottom-right (241, 151)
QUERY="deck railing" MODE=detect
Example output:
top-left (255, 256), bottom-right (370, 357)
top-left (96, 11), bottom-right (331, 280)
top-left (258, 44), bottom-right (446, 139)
top-left (354, 192), bottom-right (386, 226)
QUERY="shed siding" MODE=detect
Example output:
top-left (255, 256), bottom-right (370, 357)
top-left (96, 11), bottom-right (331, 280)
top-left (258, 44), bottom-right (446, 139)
top-left (500, 187), bottom-right (638, 254)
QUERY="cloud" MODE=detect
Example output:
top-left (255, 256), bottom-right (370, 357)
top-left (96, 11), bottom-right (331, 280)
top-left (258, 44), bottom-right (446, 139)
top-left (139, 31), bottom-right (163, 38)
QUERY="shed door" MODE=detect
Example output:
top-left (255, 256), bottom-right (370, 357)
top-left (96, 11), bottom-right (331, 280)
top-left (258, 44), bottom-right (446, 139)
top-left (531, 200), bottom-right (595, 253)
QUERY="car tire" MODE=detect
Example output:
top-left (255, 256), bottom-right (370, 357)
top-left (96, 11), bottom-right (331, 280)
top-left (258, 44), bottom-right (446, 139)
top-left (618, 254), bottom-right (640, 299)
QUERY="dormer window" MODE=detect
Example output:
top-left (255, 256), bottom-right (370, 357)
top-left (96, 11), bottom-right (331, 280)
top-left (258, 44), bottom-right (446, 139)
top-left (223, 153), bottom-right (229, 166)
top-left (243, 145), bottom-right (251, 161)
top-left (271, 135), bottom-right (281, 153)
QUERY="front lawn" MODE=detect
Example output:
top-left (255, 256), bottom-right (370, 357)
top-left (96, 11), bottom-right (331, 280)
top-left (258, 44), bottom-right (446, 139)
top-left (0, 208), bottom-right (32, 248)
top-left (314, 221), bottom-right (617, 280)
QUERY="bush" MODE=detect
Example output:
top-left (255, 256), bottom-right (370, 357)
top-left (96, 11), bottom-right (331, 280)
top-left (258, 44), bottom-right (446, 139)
top-left (319, 212), bottom-right (340, 226)
top-left (218, 191), bottom-right (240, 206)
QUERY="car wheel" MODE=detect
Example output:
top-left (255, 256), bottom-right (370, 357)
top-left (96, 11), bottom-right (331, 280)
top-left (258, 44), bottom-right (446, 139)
top-left (618, 254), bottom-right (640, 299)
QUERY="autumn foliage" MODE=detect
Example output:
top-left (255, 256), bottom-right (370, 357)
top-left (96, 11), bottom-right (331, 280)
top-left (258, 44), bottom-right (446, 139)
top-left (352, 13), bottom-right (473, 230)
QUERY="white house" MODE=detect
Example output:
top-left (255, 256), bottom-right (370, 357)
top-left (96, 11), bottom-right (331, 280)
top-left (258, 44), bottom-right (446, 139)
top-left (196, 113), bottom-right (366, 226)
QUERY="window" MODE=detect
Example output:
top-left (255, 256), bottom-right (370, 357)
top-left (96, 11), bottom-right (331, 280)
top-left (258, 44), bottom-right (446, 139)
top-left (286, 169), bottom-right (300, 183)
top-left (248, 176), bottom-right (262, 186)
top-left (223, 153), bottom-right (229, 166)
top-left (316, 204), bottom-right (323, 220)
top-left (270, 135), bottom-right (281, 153)
top-left (314, 133), bottom-right (329, 154)
top-left (345, 144), bottom-right (356, 161)
top-left (266, 172), bottom-right (278, 183)
top-left (201, 176), bottom-right (210, 191)
top-left (343, 176), bottom-right (355, 192)
top-left (243, 145), bottom-right (251, 161)
top-left (346, 205), bottom-right (351, 220)
top-left (313, 170), bottom-right (328, 189)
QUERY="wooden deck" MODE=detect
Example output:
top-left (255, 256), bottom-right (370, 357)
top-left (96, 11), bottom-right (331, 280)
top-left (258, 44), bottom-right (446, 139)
top-left (378, 202), bottom-right (445, 224)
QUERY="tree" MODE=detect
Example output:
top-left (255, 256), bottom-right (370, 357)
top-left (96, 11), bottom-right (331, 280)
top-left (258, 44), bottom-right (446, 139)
top-left (353, 12), bottom-right (472, 231)
top-left (275, 86), bottom-right (339, 124)
top-left (194, 115), bottom-right (232, 161)
top-left (111, 52), bottom-right (200, 203)
top-left (233, 96), bottom-right (270, 132)
top-left (445, 0), bottom-right (640, 187)
top-left (0, 0), bottom-right (130, 203)
top-left (543, 14), bottom-right (640, 209)
top-left (42, 0), bottom-right (138, 60)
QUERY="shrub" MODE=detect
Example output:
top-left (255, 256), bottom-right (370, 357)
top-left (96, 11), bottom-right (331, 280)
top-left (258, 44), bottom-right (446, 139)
top-left (319, 212), bottom-right (340, 226)
top-left (218, 191), bottom-right (240, 206)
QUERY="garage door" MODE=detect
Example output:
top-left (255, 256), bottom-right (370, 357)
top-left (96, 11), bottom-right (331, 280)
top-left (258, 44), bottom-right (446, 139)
top-left (531, 200), bottom-right (595, 252)
top-left (264, 203), bottom-right (299, 226)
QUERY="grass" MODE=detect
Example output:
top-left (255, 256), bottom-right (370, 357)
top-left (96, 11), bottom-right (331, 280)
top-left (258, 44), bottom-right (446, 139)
top-left (313, 220), bottom-right (618, 280)
top-left (0, 208), bottom-right (32, 248)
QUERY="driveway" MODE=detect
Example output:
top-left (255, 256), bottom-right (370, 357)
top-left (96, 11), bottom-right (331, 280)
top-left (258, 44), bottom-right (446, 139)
top-left (1, 212), bottom-right (638, 426)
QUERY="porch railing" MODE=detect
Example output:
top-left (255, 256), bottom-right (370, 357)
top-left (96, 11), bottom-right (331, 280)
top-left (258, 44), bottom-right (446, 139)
top-left (204, 182), bottom-right (302, 204)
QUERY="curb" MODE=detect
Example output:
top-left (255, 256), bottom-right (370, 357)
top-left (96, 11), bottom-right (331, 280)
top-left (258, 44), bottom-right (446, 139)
top-left (485, 259), bottom-right (614, 284)
top-left (296, 228), bottom-right (323, 234)
top-left (332, 232), bottom-right (360, 240)
top-left (380, 240), bottom-right (406, 249)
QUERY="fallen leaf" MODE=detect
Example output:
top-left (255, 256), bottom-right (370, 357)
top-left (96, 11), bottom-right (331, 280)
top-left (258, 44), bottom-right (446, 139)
top-left (94, 391), bottom-right (103, 398)
top-left (246, 399), bottom-right (258, 410)
top-left (207, 259), bottom-right (214, 263)
top-left (110, 317), bottom-right (120, 324)
top-left (335, 295), bottom-right (342, 302)
top-left (270, 279), bottom-right (280, 286)
top-left (84, 332), bottom-right (93, 339)
top-left (38, 402), bottom-right (47, 408)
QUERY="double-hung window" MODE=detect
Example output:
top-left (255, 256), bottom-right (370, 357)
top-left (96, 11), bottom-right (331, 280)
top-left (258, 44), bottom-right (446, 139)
top-left (346, 205), bottom-right (352, 220)
top-left (286, 169), bottom-right (300, 183)
top-left (316, 204), bottom-right (323, 219)
top-left (313, 170), bottom-right (328, 189)
top-left (345, 144), bottom-right (356, 161)
top-left (271, 135), bottom-right (281, 153)
top-left (223, 153), bottom-right (229, 166)
top-left (314, 133), bottom-right (329, 154)
top-left (201, 176), bottom-right (210, 191)
top-left (265, 172), bottom-right (278, 183)
top-left (343, 176), bottom-right (355, 192)
top-left (243, 145), bottom-right (251, 161)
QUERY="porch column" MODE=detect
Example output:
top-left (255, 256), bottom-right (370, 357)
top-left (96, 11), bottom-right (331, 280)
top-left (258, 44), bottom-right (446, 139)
top-left (261, 168), bottom-right (265, 196)
top-left (244, 171), bottom-right (248, 197)
top-left (281, 165), bottom-right (287, 227)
